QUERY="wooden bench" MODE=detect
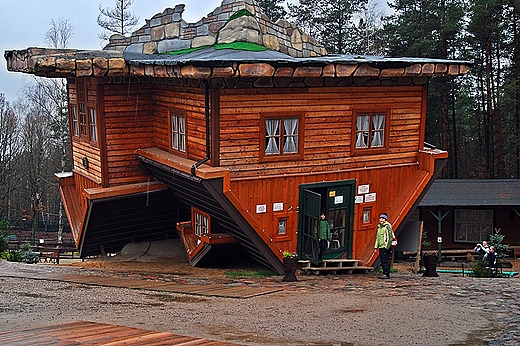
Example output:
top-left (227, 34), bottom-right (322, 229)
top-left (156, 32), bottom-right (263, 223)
top-left (508, 246), bottom-right (520, 260)
top-left (440, 249), bottom-right (479, 261)
top-left (38, 249), bottom-right (60, 264)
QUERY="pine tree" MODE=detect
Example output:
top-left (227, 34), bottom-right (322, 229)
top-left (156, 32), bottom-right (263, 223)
top-left (289, 0), bottom-right (369, 54)
top-left (257, 0), bottom-right (287, 21)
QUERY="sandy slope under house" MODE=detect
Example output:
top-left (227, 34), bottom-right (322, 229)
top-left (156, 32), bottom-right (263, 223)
top-left (5, 0), bottom-right (471, 274)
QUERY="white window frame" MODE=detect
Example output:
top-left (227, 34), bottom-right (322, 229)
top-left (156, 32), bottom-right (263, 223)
top-left (355, 113), bottom-right (386, 149)
top-left (454, 209), bottom-right (493, 243)
top-left (170, 112), bottom-right (186, 153)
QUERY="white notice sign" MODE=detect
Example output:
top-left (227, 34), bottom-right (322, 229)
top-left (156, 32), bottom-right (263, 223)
top-left (256, 204), bottom-right (267, 214)
top-left (334, 195), bottom-right (344, 204)
top-left (273, 202), bottom-right (284, 212)
top-left (365, 193), bottom-right (376, 203)
top-left (358, 184), bottom-right (370, 194)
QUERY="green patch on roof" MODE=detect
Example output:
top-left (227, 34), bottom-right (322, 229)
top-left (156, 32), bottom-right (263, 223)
top-left (229, 9), bottom-right (254, 21)
top-left (164, 46), bottom-right (205, 56)
top-left (214, 42), bottom-right (266, 52)
top-left (163, 42), bottom-right (267, 56)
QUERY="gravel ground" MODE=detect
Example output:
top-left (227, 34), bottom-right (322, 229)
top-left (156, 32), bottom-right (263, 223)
top-left (1, 259), bottom-right (520, 346)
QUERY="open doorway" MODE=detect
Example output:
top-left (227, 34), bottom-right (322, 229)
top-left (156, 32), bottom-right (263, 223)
top-left (297, 180), bottom-right (355, 265)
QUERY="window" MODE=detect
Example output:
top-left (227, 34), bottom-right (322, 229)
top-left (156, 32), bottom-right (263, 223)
top-left (71, 106), bottom-right (79, 136)
top-left (261, 114), bottom-right (302, 160)
top-left (454, 209), bottom-right (493, 243)
top-left (277, 219), bottom-right (287, 235)
top-left (193, 208), bottom-right (210, 236)
top-left (89, 107), bottom-right (98, 142)
top-left (79, 103), bottom-right (87, 137)
top-left (170, 111), bottom-right (186, 153)
top-left (70, 79), bottom-right (98, 144)
top-left (362, 208), bottom-right (371, 224)
top-left (354, 112), bottom-right (387, 150)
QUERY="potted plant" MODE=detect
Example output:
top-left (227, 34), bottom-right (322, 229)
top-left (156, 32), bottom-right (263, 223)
top-left (422, 250), bottom-right (439, 277)
top-left (282, 251), bottom-right (298, 282)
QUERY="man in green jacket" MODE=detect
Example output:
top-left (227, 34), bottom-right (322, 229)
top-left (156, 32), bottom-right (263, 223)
top-left (374, 213), bottom-right (393, 279)
top-left (318, 212), bottom-right (332, 261)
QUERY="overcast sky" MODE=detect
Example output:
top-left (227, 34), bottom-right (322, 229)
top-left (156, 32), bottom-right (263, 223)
top-left (1, 0), bottom-right (386, 103)
top-left (1, 0), bottom-right (224, 102)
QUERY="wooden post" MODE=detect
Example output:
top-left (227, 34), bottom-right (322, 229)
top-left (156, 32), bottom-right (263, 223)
top-left (413, 221), bottom-right (424, 274)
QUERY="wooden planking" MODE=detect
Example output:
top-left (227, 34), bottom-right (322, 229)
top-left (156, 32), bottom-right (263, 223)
top-left (152, 85), bottom-right (207, 161)
top-left (218, 85), bottom-right (425, 177)
top-left (227, 162), bottom-right (423, 260)
top-left (103, 83), bottom-right (155, 185)
top-left (0, 267), bottom-right (282, 299)
top-left (0, 321), bottom-right (245, 346)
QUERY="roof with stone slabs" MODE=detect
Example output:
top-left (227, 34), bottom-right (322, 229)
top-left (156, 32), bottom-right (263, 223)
top-left (4, 0), bottom-right (472, 82)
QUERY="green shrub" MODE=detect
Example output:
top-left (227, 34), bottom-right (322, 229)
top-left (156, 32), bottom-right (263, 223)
top-left (4, 242), bottom-right (39, 264)
top-left (0, 219), bottom-right (10, 253)
top-left (471, 259), bottom-right (493, 277)
top-left (4, 249), bottom-right (22, 262)
top-left (489, 228), bottom-right (508, 259)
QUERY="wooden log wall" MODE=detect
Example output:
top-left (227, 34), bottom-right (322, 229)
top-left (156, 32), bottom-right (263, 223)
top-left (152, 85), bottom-right (207, 162)
top-left (218, 85), bottom-right (428, 259)
top-left (102, 83), bottom-right (155, 185)
top-left (69, 80), bottom-right (209, 190)
top-left (218, 86), bottom-right (424, 178)
top-left (68, 80), bottom-right (103, 185)
top-left (227, 164), bottom-right (422, 260)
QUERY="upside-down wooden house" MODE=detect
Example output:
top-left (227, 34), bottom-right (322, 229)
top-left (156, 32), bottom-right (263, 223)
top-left (5, 0), bottom-right (471, 274)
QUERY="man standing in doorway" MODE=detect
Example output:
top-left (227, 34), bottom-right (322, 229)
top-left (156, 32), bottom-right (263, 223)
top-left (374, 213), bottom-right (393, 279)
top-left (318, 212), bottom-right (332, 261)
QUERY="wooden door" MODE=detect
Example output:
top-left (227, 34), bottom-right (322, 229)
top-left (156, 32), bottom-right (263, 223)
top-left (298, 189), bottom-right (321, 265)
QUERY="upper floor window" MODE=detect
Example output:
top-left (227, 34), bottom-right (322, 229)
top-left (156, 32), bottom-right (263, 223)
top-left (70, 79), bottom-right (98, 144)
top-left (355, 112), bottom-right (387, 150)
top-left (261, 114), bottom-right (302, 160)
top-left (170, 110), bottom-right (186, 153)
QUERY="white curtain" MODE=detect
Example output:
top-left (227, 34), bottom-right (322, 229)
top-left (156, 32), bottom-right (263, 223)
top-left (265, 119), bottom-right (280, 154)
top-left (371, 114), bottom-right (385, 147)
top-left (178, 116), bottom-right (185, 151)
top-left (171, 115), bottom-right (178, 150)
top-left (283, 118), bottom-right (298, 153)
top-left (356, 115), bottom-right (369, 148)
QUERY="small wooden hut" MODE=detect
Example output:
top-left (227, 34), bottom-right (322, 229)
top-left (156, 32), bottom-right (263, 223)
top-left (5, 0), bottom-right (470, 273)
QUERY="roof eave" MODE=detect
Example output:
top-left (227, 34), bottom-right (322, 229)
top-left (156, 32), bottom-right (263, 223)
top-left (5, 47), bottom-right (472, 80)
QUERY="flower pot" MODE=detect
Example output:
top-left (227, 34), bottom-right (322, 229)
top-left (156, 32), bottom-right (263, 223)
top-left (422, 255), bottom-right (439, 277)
top-left (282, 257), bottom-right (298, 282)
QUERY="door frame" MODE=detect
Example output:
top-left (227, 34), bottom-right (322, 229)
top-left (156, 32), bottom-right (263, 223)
top-left (297, 179), bottom-right (356, 263)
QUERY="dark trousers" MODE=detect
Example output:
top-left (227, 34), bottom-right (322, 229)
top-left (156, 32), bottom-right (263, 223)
top-left (319, 239), bottom-right (328, 260)
top-left (379, 248), bottom-right (391, 276)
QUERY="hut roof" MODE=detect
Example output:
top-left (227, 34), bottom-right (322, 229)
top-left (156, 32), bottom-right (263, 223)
top-left (419, 179), bottom-right (520, 207)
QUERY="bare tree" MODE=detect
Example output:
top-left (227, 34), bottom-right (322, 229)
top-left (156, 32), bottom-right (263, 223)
top-left (97, 0), bottom-right (139, 42)
top-left (350, 0), bottom-right (387, 55)
top-left (15, 95), bottom-right (57, 244)
top-left (0, 94), bottom-right (20, 221)
top-left (45, 18), bottom-right (74, 49)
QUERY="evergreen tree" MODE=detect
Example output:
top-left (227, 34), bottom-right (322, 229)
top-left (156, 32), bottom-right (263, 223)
top-left (289, 0), bottom-right (369, 54)
top-left (258, 0), bottom-right (287, 21)
top-left (383, 0), bottom-right (467, 178)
